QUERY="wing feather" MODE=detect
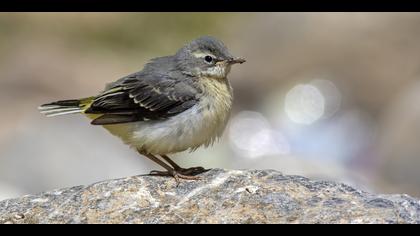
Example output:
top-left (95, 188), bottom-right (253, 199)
top-left (85, 73), bottom-right (199, 125)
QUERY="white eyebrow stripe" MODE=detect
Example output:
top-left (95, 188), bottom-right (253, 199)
top-left (192, 52), bottom-right (216, 58)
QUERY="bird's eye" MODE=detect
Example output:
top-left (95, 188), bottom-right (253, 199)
top-left (204, 55), bottom-right (214, 63)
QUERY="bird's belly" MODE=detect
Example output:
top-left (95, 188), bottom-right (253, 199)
top-left (103, 101), bottom-right (231, 155)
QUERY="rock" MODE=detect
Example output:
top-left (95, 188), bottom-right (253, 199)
top-left (0, 169), bottom-right (419, 224)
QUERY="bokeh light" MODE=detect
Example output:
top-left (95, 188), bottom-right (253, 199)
top-left (309, 79), bottom-right (341, 119)
top-left (284, 84), bottom-right (325, 125)
top-left (228, 111), bottom-right (290, 159)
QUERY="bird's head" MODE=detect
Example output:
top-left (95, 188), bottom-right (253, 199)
top-left (175, 36), bottom-right (245, 79)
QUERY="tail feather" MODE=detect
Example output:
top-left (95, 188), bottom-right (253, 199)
top-left (38, 97), bottom-right (94, 117)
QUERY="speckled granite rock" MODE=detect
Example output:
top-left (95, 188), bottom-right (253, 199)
top-left (0, 169), bottom-right (419, 224)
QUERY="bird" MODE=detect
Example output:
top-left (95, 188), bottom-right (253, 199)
top-left (38, 36), bottom-right (245, 183)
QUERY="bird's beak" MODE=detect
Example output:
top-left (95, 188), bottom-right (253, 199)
top-left (227, 57), bottom-right (246, 64)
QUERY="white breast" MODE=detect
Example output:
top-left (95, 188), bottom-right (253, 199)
top-left (104, 78), bottom-right (233, 155)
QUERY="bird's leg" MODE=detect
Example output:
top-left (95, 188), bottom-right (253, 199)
top-left (160, 154), bottom-right (210, 176)
top-left (137, 150), bottom-right (201, 183)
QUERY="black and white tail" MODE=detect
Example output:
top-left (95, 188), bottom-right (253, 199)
top-left (38, 99), bottom-right (87, 117)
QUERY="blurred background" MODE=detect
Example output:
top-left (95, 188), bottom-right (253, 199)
top-left (1, 13), bottom-right (420, 200)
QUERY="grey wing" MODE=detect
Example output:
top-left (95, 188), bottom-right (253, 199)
top-left (86, 73), bottom-right (200, 125)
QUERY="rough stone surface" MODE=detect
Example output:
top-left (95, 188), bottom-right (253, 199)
top-left (0, 169), bottom-right (419, 224)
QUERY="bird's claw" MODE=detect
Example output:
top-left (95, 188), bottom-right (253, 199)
top-left (175, 166), bottom-right (210, 176)
top-left (149, 167), bottom-right (209, 185)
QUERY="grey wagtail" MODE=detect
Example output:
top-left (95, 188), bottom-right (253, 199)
top-left (39, 36), bottom-right (245, 183)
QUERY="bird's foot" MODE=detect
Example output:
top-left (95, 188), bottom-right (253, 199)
top-left (174, 166), bottom-right (211, 176)
top-left (149, 169), bottom-right (204, 185)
